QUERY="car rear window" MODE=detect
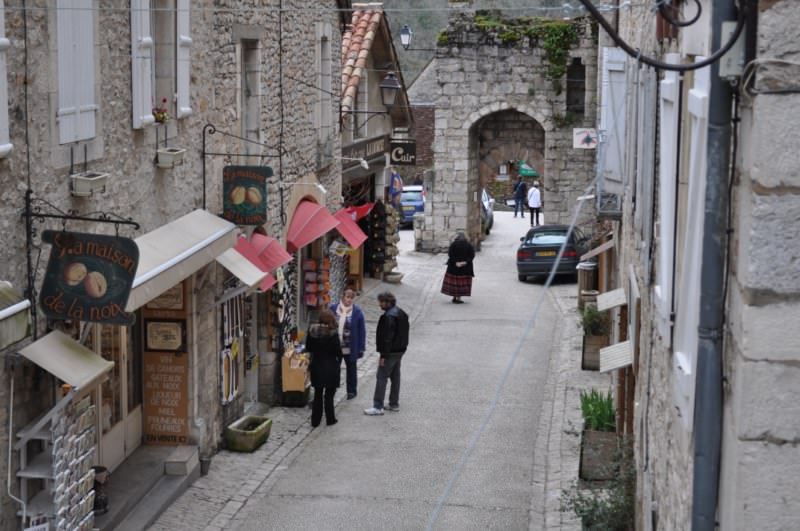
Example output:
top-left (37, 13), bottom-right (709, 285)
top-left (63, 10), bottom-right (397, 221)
top-left (528, 232), bottom-right (567, 245)
top-left (401, 191), bottom-right (423, 202)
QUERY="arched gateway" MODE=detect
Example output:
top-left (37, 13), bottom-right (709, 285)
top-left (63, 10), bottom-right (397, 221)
top-left (414, 10), bottom-right (599, 252)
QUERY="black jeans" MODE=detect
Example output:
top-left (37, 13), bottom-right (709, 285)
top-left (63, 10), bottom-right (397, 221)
top-left (311, 385), bottom-right (337, 426)
top-left (529, 207), bottom-right (541, 226)
top-left (373, 354), bottom-right (402, 409)
top-left (344, 358), bottom-right (358, 396)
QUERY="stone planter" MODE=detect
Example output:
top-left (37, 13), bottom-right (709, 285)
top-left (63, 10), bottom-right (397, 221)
top-left (579, 429), bottom-right (617, 481)
top-left (70, 171), bottom-right (109, 197)
top-left (224, 415), bottom-right (272, 452)
top-left (156, 147), bottom-right (186, 169)
top-left (582, 334), bottom-right (609, 371)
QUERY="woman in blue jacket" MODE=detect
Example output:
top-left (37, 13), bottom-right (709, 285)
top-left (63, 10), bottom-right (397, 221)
top-left (331, 288), bottom-right (367, 399)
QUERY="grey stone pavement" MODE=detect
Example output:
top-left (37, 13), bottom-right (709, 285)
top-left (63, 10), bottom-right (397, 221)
top-left (150, 211), bottom-right (611, 531)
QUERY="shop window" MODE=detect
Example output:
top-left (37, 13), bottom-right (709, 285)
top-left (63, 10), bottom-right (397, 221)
top-left (57, 0), bottom-right (97, 143)
top-left (566, 57), bottom-right (585, 116)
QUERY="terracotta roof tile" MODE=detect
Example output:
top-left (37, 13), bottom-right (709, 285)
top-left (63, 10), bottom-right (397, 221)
top-left (341, 4), bottom-right (384, 113)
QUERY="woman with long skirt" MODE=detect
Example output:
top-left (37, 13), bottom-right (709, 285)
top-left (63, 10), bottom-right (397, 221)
top-left (441, 232), bottom-right (475, 304)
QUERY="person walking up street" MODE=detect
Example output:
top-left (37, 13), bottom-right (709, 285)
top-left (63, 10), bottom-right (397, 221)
top-left (513, 176), bottom-right (528, 218)
top-left (306, 309), bottom-right (344, 427)
top-left (527, 180), bottom-right (542, 226)
top-left (364, 292), bottom-right (409, 416)
top-left (440, 232), bottom-right (475, 304)
top-left (330, 288), bottom-right (366, 400)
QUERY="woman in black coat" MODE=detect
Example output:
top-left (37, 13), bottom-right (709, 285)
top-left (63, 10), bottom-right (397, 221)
top-left (440, 232), bottom-right (475, 304)
top-left (305, 309), bottom-right (343, 427)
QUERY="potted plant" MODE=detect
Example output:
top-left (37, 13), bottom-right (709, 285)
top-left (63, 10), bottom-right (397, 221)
top-left (70, 170), bottom-right (109, 197)
top-left (562, 437), bottom-right (635, 530)
top-left (578, 389), bottom-right (617, 481)
top-left (580, 303), bottom-right (610, 370)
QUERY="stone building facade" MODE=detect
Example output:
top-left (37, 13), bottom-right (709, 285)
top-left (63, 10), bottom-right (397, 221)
top-left (594, 0), bottom-right (800, 529)
top-left (0, 2), bottom-right (345, 528)
top-left (414, 7), bottom-right (599, 251)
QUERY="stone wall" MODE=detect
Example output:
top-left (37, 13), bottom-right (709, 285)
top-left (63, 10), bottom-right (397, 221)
top-left (417, 11), bottom-right (598, 251)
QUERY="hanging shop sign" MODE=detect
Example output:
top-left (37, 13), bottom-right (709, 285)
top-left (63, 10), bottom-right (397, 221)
top-left (573, 128), bottom-right (598, 149)
top-left (389, 140), bottom-right (416, 166)
top-left (222, 166), bottom-right (272, 225)
top-left (39, 230), bottom-right (139, 325)
top-left (143, 351), bottom-right (189, 445)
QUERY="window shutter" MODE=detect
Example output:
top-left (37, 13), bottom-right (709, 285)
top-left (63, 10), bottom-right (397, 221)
top-left (175, 0), bottom-right (192, 118)
top-left (672, 58), bottom-right (710, 431)
top-left (635, 67), bottom-right (657, 272)
top-left (131, 0), bottom-right (154, 129)
top-left (598, 47), bottom-right (627, 196)
top-left (0, 0), bottom-right (12, 157)
top-left (654, 53), bottom-right (681, 346)
top-left (57, 0), bottom-right (97, 143)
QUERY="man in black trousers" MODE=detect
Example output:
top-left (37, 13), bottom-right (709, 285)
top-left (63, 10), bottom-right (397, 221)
top-left (364, 291), bottom-right (409, 416)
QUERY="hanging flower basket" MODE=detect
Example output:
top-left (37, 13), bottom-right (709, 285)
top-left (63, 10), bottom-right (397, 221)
top-left (70, 171), bottom-right (109, 197)
top-left (156, 147), bottom-right (186, 169)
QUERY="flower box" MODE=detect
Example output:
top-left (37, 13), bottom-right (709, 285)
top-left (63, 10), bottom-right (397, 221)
top-left (223, 415), bottom-right (272, 452)
top-left (156, 147), bottom-right (186, 169)
top-left (70, 171), bottom-right (109, 197)
top-left (582, 334), bottom-right (609, 371)
top-left (579, 429), bottom-right (618, 481)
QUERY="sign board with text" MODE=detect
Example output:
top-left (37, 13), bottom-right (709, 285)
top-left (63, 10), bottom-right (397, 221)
top-left (222, 166), bottom-right (272, 225)
top-left (39, 230), bottom-right (139, 325)
top-left (143, 351), bottom-right (189, 445)
top-left (389, 140), bottom-right (416, 166)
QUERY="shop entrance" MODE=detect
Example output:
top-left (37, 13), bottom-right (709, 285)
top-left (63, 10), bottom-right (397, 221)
top-left (91, 325), bottom-right (143, 472)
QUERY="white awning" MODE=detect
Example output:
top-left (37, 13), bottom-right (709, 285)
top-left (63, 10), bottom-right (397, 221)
top-left (0, 282), bottom-right (30, 349)
top-left (597, 288), bottom-right (626, 311)
top-left (126, 210), bottom-right (237, 311)
top-left (18, 331), bottom-right (114, 389)
top-left (215, 247), bottom-right (267, 289)
top-left (599, 340), bottom-right (633, 373)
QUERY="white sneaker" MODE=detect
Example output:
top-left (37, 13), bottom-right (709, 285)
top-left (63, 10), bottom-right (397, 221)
top-left (363, 407), bottom-right (384, 416)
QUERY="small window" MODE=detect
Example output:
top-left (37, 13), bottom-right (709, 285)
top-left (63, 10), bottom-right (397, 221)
top-left (566, 57), bottom-right (585, 116)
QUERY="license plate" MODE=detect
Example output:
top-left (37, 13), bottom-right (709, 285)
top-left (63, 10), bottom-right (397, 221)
top-left (537, 251), bottom-right (557, 257)
top-left (403, 206), bottom-right (415, 211)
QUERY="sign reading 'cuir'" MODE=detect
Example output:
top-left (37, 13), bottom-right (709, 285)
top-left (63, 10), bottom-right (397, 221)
top-left (390, 140), bottom-right (416, 166)
top-left (222, 166), bottom-right (272, 225)
top-left (39, 230), bottom-right (139, 325)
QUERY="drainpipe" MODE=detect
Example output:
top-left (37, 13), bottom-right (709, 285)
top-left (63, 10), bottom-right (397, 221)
top-left (691, 0), bottom-right (737, 529)
top-left (191, 274), bottom-right (207, 449)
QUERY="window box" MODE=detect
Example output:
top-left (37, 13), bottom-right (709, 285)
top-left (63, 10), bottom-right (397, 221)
top-left (156, 147), bottom-right (186, 169)
top-left (70, 171), bottom-right (109, 197)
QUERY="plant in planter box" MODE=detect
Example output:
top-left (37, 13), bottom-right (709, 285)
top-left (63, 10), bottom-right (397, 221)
top-left (561, 437), bottom-right (635, 530)
top-left (579, 389), bottom-right (617, 481)
top-left (580, 303), bottom-right (610, 370)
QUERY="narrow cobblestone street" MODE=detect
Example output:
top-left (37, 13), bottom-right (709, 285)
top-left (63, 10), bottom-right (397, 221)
top-left (150, 212), bottom-right (611, 530)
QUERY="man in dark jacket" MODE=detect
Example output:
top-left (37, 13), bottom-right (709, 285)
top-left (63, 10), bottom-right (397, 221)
top-left (364, 291), bottom-right (409, 416)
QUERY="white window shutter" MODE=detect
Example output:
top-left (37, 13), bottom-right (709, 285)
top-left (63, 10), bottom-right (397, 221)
top-left (0, 0), bottom-right (12, 157)
top-left (176, 0), bottom-right (192, 118)
top-left (131, 0), bottom-right (154, 129)
top-left (635, 67), bottom-right (657, 272)
top-left (57, 0), bottom-right (97, 143)
top-left (672, 58), bottom-right (710, 431)
top-left (598, 47), bottom-right (627, 196)
top-left (654, 53), bottom-right (681, 346)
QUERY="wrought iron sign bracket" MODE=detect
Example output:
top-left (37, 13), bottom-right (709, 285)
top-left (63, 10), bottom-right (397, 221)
top-left (21, 189), bottom-right (140, 339)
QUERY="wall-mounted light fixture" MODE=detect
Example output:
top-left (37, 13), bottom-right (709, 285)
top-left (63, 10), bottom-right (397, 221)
top-left (399, 25), bottom-right (437, 52)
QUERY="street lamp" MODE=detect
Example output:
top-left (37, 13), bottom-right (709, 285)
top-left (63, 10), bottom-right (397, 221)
top-left (337, 157), bottom-right (370, 170)
top-left (378, 71), bottom-right (401, 110)
top-left (397, 25), bottom-right (437, 52)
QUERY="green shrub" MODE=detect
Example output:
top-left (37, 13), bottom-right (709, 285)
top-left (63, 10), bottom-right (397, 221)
top-left (580, 389), bottom-right (615, 432)
top-left (580, 303), bottom-right (610, 336)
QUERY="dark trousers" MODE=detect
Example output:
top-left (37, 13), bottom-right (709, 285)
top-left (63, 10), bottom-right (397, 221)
top-left (311, 385), bottom-right (336, 426)
top-left (529, 207), bottom-right (541, 226)
top-left (344, 358), bottom-right (358, 396)
top-left (514, 199), bottom-right (526, 217)
top-left (373, 354), bottom-right (402, 409)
